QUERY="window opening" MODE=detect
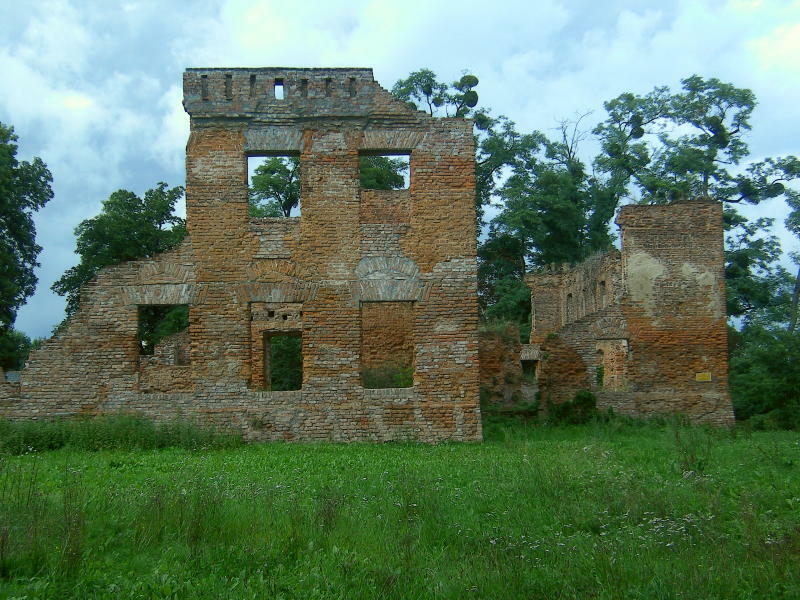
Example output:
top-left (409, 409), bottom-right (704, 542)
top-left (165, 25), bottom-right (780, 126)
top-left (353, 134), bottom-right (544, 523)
top-left (137, 305), bottom-right (189, 359)
top-left (361, 301), bottom-right (414, 388)
top-left (359, 153), bottom-right (410, 190)
top-left (264, 332), bottom-right (302, 391)
top-left (224, 74), bottom-right (232, 100)
top-left (565, 293), bottom-right (574, 323)
top-left (200, 75), bottom-right (209, 100)
top-left (595, 349), bottom-right (605, 387)
top-left (249, 74), bottom-right (256, 97)
top-left (247, 154), bottom-right (301, 217)
top-left (521, 359), bottom-right (538, 383)
top-left (300, 78), bottom-right (308, 98)
top-left (274, 78), bottom-right (284, 100)
top-left (324, 77), bottom-right (332, 97)
top-left (348, 77), bottom-right (357, 97)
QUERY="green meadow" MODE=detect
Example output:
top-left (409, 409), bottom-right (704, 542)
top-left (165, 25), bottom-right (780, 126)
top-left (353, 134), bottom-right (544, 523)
top-left (1, 417), bottom-right (798, 599)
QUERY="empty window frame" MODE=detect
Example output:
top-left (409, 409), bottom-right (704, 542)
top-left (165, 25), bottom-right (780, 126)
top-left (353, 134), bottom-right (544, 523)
top-left (361, 301), bottom-right (414, 388)
top-left (137, 305), bottom-right (190, 362)
top-left (359, 153), bottom-right (410, 190)
top-left (274, 78), bottom-right (285, 100)
top-left (247, 154), bottom-right (301, 217)
top-left (264, 332), bottom-right (302, 391)
top-left (521, 359), bottom-right (538, 383)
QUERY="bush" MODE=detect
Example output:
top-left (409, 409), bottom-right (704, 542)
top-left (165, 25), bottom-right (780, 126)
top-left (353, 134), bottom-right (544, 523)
top-left (547, 390), bottom-right (598, 425)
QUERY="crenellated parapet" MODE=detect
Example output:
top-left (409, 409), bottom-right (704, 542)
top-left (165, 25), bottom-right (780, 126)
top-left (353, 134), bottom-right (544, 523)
top-left (183, 67), bottom-right (427, 124)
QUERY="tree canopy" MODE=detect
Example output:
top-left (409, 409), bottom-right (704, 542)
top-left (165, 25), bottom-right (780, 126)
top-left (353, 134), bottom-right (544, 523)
top-left (0, 122), bottom-right (53, 332)
top-left (52, 183), bottom-right (186, 317)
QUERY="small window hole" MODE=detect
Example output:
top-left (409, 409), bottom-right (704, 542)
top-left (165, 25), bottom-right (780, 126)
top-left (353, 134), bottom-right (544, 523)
top-left (224, 74), bottom-right (232, 100)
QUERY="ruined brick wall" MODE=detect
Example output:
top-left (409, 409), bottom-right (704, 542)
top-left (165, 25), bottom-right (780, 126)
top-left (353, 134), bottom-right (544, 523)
top-left (527, 200), bottom-right (733, 424)
top-left (1, 67), bottom-right (481, 442)
top-left (360, 301), bottom-right (414, 375)
top-left (477, 325), bottom-right (523, 405)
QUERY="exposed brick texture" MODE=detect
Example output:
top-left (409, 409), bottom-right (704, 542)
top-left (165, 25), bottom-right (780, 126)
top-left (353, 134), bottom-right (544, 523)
top-left (525, 200), bottom-right (734, 425)
top-left (1, 67), bottom-right (482, 442)
top-left (360, 301), bottom-right (414, 377)
top-left (477, 325), bottom-right (524, 405)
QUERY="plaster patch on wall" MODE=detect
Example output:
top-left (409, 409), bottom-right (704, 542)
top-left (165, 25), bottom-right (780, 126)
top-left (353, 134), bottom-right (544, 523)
top-left (626, 251), bottom-right (665, 316)
top-left (680, 262), bottom-right (722, 318)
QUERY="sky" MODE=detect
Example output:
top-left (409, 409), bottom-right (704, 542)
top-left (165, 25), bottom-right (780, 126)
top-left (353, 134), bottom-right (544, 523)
top-left (1, 0), bottom-right (799, 339)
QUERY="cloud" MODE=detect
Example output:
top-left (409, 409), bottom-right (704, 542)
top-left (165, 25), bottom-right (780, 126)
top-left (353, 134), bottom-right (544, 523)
top-left (3, 0), bottom-right (799, 338)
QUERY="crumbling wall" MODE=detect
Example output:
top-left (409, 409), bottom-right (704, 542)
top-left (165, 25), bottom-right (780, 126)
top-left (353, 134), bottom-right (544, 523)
top-left (527, 200), bottom-right (733, 425)
top-left (1, 67), bottom-right (482, 442)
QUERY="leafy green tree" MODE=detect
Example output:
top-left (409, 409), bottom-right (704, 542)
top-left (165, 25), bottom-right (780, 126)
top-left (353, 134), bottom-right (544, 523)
top-left (0, 123), bottom-right (53, 370)
top-left (359, 156), bottom-right (407, 190)
top-left (0, 329), bottom-right (31, 371)
top-left (0, 122), bottom-right (53, 337)
top-left (249, 157), bottom-right (300, 217)
top-left (52, 183), bottom-right (186, 317)
top-left (391, 69), bottom-right (479, 118)
top-left (249, 155), bottom-right (407, 218)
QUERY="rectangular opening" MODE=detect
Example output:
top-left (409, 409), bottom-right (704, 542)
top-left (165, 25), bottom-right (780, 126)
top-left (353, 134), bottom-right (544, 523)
top-left (224, 74), bottom-right (232, 100)
top-left (274, 78), bottom-right (284, 100)
top-left (249, 74), bottom-right (256, 97)
top-left (596, 339), bottom-right (628, 391)
top-left (521, 359), bottom-right (538, 383)
top-left (201, 75), bottom-right (209, 100)
top-left (247, 154), bottom-right (301, 217)
top-left (324, 77), bottom-right (332, 97)
top-left (300, 78), bottom-right (308, 98)
top-left (264, 332), bottom-right (302, 391)
top-left (361, 301), bottom-right (414, 389)
top-left (137, 305), bottom-right (190, 364)
top-left (359, 153), bottom-right (410, 190)
top-left (348, 77), bottom-right (357, 97)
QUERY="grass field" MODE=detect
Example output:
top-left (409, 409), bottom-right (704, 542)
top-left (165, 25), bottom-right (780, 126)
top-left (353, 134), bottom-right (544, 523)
top-left (1, 418), bottom-right (799, 599)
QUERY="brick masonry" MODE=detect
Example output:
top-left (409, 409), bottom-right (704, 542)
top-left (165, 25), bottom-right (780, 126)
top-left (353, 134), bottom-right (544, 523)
top-left (0, 67), bottom-right (482, 442)
top-left (525, 200), bottom-right (734, 425)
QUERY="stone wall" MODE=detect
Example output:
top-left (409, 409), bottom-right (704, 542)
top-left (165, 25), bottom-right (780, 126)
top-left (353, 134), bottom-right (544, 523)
top-left (526, 200), bottom-right (733, 425)
top-left (0, 67), bottom-right (482, 442)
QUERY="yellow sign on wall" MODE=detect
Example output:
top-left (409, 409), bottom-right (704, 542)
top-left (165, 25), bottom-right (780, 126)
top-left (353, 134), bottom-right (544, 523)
top-left (695, 372), bottom-right (712, 382)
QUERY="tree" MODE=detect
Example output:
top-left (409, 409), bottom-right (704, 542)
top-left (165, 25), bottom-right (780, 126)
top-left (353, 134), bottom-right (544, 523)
top-left (52, 183), bottom-right (186, 316)
top-left (0, 122), bottom-right (53, 331)
top-left (249, 157), bottom-right (300, 217)
top-left (248, 155), bottom-right (407, 218)
top-left (391, 69), bottom-right (479, 118)
top-left (359, 156), bottom-right (407, 190)
top-left (0, 328), bottom-right (31, 371)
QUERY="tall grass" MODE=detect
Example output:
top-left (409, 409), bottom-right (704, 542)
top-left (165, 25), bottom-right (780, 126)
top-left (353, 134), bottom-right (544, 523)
top-left (0, 415), bottom-right (242, 455)
top-left (0, 420), bottom-right (798, 598)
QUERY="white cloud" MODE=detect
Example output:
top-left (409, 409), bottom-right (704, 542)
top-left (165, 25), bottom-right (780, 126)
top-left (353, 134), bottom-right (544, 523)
top-left (4, 0), bottom-right (800, 337)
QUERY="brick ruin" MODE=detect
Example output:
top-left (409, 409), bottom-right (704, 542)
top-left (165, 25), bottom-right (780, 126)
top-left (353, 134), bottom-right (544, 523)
top-left (0, 68), bottom-right (735, 435)
top-left (523, 200), bottom-right (734, 425)
top-left (0, 67), bottom-right (482, 442)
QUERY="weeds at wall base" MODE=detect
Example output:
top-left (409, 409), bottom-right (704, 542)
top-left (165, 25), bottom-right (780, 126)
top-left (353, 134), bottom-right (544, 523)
top-left (0, 415), bottom-right (243, 455)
